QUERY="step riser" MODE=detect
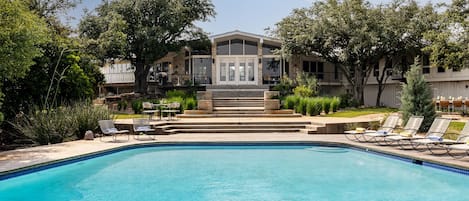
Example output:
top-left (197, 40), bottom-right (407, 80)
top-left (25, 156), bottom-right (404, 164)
top-left (212, 91), bottom-right (265, 98)
top-left (166, 129), bottom-right (302, 133)
top-left (213, 111), bottom-right (265, 114)
top-left (213, 103), bottom-right (265, 107)
top-left (166, 126), bottom-right (307, 129)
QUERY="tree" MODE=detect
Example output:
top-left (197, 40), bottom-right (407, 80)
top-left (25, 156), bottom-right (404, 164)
top-left (0, 0), bottom-right (47, 122)
top-left (275, 0), bottom-right (383, 105)
top-left (423, 0), bottom-right (469, 70)
top-left (373, 0), bottom-right (438, 106)
top-left (400, 57), bottom-right (436, 131)
top-left (79, 0), bottom-right (215, 94)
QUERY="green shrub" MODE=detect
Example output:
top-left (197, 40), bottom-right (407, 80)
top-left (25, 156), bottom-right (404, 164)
top-left (166, 90), bottom-right (187, 98)
top-left (184, 97), bottom-right (197, 110)
top-left (72, 103), bottom-right (111, 139)
top-left (13, 108), bottom-right (76, 145)
top-left (306, 98), bottom-right (322, 116)
top-left (322, 98), bottom-right (332, 115)
top-left (132, 100), bottom-right (143, 114)
top-left (297, 98), bottom-right (309, 115)
top-left (284, 95), bottom-right (297, 109)
top-left (331, 97), bottom-right (340, 112)
top-left (273, 75), bottom-right (294, 97)
top-left (293, 85), bottom-right (313, 97)
top-left (117, 101), bottom-right (128, 111)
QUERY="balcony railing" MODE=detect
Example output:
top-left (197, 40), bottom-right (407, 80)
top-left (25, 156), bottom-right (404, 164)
top-left (104, 73), bottom-right (135, 84)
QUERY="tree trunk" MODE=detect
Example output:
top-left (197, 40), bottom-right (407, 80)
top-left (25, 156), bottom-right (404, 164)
top-left (133, 61), bottom-right (148, 94)
top-left (376, 85), bottom-right (384, 107)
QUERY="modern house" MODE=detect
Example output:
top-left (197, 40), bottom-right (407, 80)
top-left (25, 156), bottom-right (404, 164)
top-left (100, 30), bottom-right (469, 108)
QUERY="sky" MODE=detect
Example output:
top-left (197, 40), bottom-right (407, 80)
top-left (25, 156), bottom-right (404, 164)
top-left (67, 0), bottom-right (450, 36)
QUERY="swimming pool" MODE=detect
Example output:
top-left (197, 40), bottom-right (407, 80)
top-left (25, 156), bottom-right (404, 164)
top-left (0, 145), bottom-right (468, 201)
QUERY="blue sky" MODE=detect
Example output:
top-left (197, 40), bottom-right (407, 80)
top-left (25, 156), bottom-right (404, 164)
top-left (68, 0), bottom-right (449, 35)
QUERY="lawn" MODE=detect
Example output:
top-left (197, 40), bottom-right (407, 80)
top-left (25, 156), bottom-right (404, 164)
top-left (113, 114), bottom-right (147, 119)
top-left (325, 107), bottom-right (398, 117)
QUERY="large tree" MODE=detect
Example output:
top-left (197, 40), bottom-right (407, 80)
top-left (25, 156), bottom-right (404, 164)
top-left (423, 0), bottom-right (469, 70)
top-left (275, 0), bottom-right (383, 105)
top-left (79, 0), bottom-right (215, 94)
top-left (373, 0), bottom-right (437, 106)
top-left (0, 0), bottom-right (47, 122)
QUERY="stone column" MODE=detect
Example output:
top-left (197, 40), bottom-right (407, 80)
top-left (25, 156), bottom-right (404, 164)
top-left (264, 91), bottom-right (280, 113)
top-left (197, 91), bottom-right (213, 113)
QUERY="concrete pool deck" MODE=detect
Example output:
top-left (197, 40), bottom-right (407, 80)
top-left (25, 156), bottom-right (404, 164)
top-left (1, 115), bottom-right (469, 177)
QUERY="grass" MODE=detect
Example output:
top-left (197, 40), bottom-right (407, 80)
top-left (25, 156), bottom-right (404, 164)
top-left (325, 107), bottom-right (398, 117)
top-left (113, 114), bottom-right (147, 119)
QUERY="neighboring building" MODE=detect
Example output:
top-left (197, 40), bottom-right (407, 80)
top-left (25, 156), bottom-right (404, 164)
top-left (100, 30), bottom-right (469, 107)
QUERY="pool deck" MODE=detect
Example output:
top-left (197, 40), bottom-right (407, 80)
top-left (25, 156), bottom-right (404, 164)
top-left (1, 115), bottom-right (469, 177)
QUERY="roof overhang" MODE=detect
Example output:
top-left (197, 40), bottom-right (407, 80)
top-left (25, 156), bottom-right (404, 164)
top-left (210, 30), bottom-right (282, 45)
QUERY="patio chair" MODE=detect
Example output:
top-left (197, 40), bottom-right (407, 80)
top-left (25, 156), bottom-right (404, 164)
top-left (445, 122), bottom-right (469, 158)
top-left (410, 118), bottom-right (452, 153)
top-left (161, 102), bottom-right (180, 121)
top-left (142, 102), bottom-right (159, 121)
top-left (383, 116), bottom-right (424, 148)
top-left (133, 118), bottom-right (156, 140)
top-left (98, 120), bottom-right (130, 142)
top-left (362, 115), bottom-right (400, 144)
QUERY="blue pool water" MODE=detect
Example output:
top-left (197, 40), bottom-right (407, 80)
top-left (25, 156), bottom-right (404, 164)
top-left (0, 145), bottom-right (468, 201)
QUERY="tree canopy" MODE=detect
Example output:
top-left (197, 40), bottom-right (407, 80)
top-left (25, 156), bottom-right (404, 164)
top-left (275, 0), bottom-right (439, 105)
top-left (0, 0), bottom-right (48, 122)
top-left (423, 0), bottom-right (469, 70)
top-left (79, 0), bottom-right (215, 93)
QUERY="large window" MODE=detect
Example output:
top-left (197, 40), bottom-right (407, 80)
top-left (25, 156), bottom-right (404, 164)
top-left (263, 58), bottom-right (281, 84)
top-left (148, 62), bottom-right (170, 85)
top-left (192, 58), bottom-right (212, 84)
top-left (302, 61), bottom-right (324, 79)
top-left (216, 39), bottom-right (258, 55)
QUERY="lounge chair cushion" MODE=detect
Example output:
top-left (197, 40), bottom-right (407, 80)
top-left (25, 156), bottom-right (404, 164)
top-left (106, 128), bottom-right (118, 133)
top-left (355, 127), bottom-right (366, 133)
top-left (427, 135), bottom-right (443, 142)
top-left (400, 131), bottom-right (412, 137)
top-left (376, 130), bottom-right (388, 135)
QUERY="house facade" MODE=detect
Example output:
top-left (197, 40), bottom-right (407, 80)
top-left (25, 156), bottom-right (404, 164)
top-left (100, 30), bottom-right (469, 107)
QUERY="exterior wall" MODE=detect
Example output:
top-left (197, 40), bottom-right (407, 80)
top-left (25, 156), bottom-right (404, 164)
top-left (364, 83), bottom-right (402, 108)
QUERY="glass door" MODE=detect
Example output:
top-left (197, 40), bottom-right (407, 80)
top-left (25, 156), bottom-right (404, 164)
top-left (217, 57), bottom-right (257, 85)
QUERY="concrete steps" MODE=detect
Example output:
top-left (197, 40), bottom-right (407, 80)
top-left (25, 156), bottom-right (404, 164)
top-left (157, 121), bottom-right (312, 134)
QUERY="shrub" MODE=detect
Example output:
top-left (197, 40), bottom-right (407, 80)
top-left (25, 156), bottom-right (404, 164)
top-left (117, 101), bottom-right (128, 111)
top-left (13, 108), bottom-right (76, 145)
top-left (284, 95), bottom-right (297, 109)
top-left (184, 97), bottom-right (197, 110)
top-left (166, 90), bottom-right (187, 98)
top-left (273, 75), bottom-right (294, 97)
top-left (297, 98), bottom-right (308, 115)
top-left (132, 100), bottom-right (143, 114)
top-left (72, 103), bottom-right (111, 139)
top-left (331, 97), bottom-right (340, 112)
top-left (306, 98), bottom-right (317, 116)
top-left (322, 98), bottom-right (332, 115)
top-left (293, 85), bottom-right (314, 97)
top-left (295, 72), bottom-right (318, 96)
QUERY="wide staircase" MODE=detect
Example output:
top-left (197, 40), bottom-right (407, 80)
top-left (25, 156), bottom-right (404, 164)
top-left (161, 85), bottom-right (320, 134)
top-left (156, 120), bottom-right (316, 134)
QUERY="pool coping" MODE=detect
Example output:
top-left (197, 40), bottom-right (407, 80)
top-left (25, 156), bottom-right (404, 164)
top-left (1, 140), bottom-right (469, 181)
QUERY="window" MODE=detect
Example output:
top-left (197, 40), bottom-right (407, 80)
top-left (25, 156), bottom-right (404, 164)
top-left (193, 58), bottom-right (211, 84)
top-left (216, 41), bottom-right (229, 55)
top-left (437, 67), bottom-right (445, 73)
top-left (263, 58), bottom-right (281, 84)
top-left (373, 63), bottom-right (379, 77)
top-left (262, 44), bottom-right (280, 55)
top-left (423, 54), bottom-right (430, 66)
top-left (216, 39), bottom-right (259, 56)
top-left (230, 39), bottom-right (243, 55)
top-left (334, 65), bottom-right (339, 80)
top-left (245, 41), bottom-right (258, 55)
top-left (422, 67), bottom-right (430, 74)
top-left (302, 60), bottom-right (324, 80)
